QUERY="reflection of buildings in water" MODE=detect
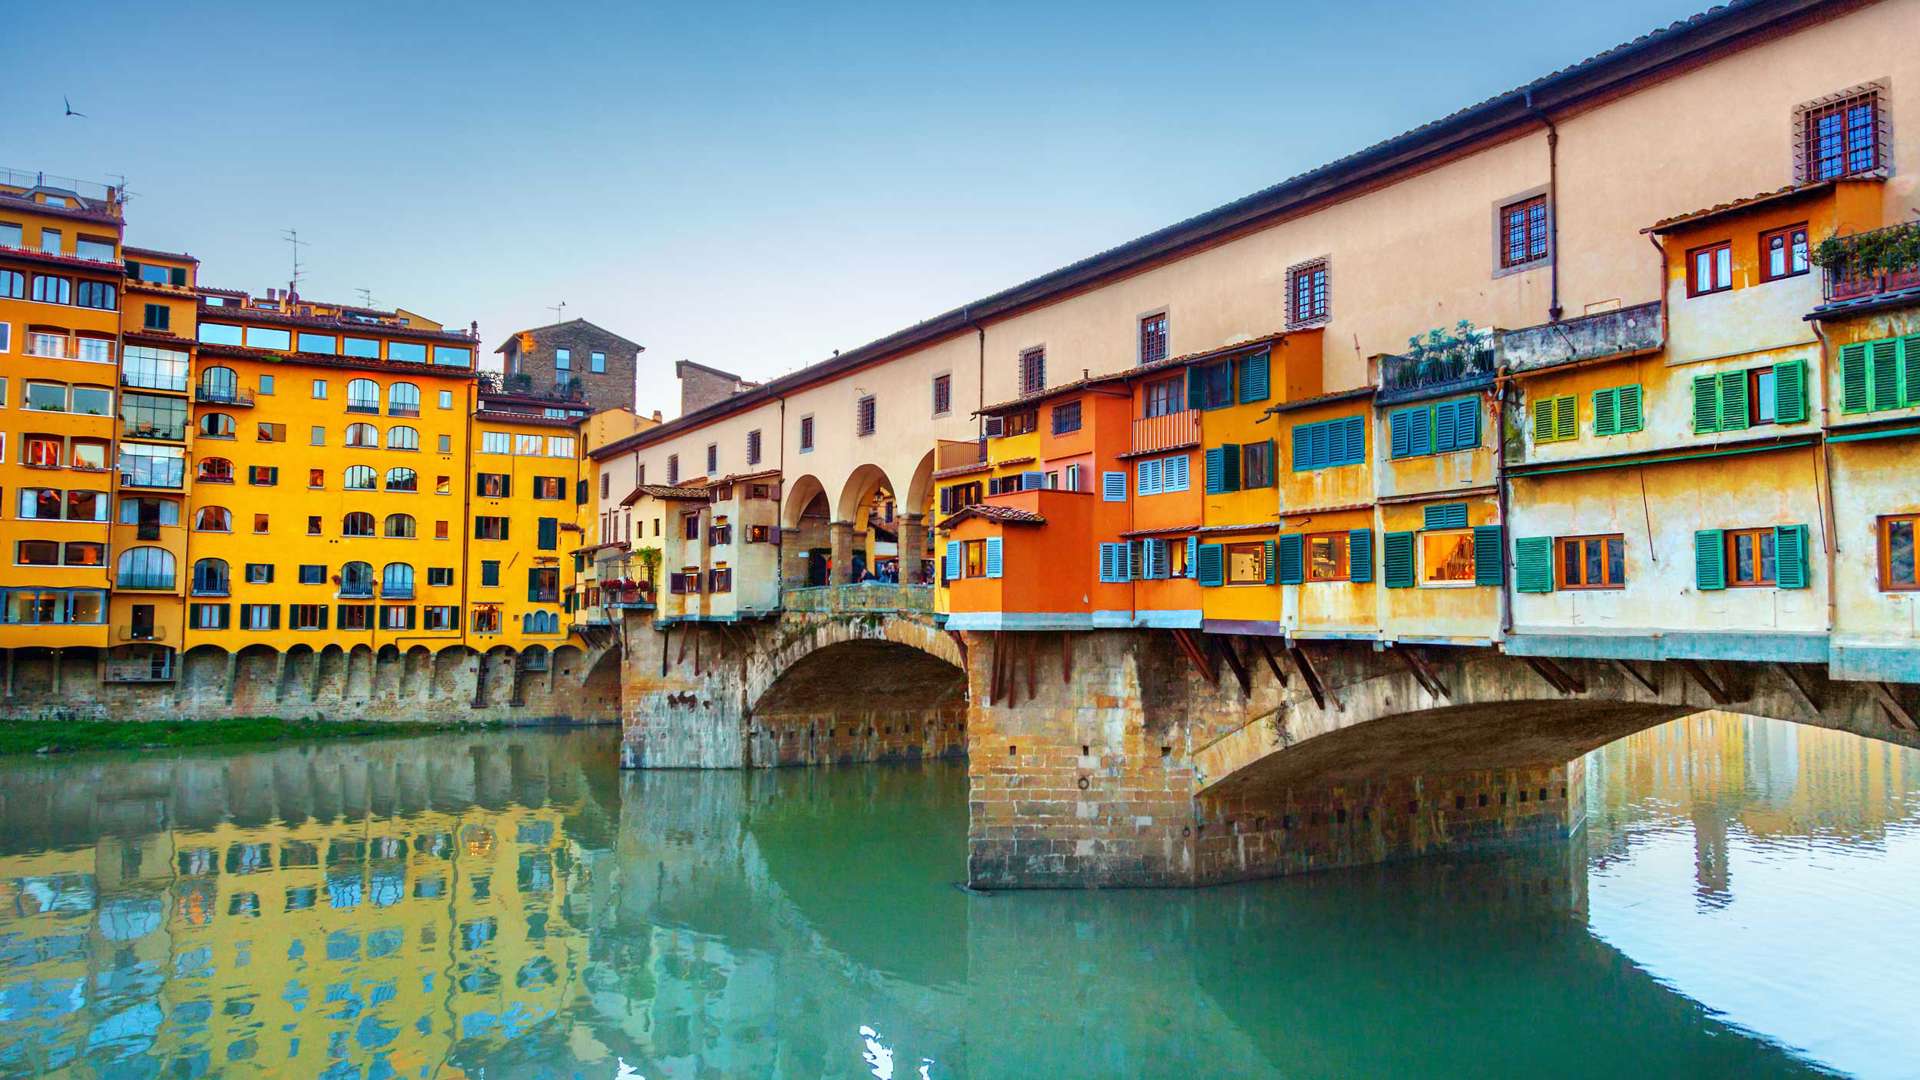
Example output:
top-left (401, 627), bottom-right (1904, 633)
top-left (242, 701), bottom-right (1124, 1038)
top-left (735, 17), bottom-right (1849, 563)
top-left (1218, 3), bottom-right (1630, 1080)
top-left (0, 733), bottom-right (618, 1078)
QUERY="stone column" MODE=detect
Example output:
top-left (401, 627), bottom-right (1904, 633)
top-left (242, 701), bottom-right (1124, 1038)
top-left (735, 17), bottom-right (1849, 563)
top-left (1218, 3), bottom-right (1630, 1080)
top-left (829, 520), bottom-right (854, 585)
top-left (897, 513), bottom-right (928, 584)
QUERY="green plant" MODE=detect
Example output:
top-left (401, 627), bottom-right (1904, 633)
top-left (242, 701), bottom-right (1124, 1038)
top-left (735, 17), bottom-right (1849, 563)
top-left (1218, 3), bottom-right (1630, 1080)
top-left (634, 546), bottom-right (662, 585)
top-left (1811, 221), bottom-right (1920, 274)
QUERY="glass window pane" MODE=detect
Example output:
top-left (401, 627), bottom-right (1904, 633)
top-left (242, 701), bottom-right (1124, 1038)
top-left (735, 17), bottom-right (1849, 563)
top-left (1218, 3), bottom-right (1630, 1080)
top-left (1585, 541), bottom-right (1602, 585)
top-left (298, 332), bottom-right (337, 354)
top-left (245, 327), bottom-right (292, 350)
top-left (1607, 539), bottom-right (1625, 585)
top-left (388, 342), bottom-right (427, 363)
top-left (343, 337), bottom-right (380, 358)
top-left (1889, 521), bottom-right (1916, 586)
top-left (198, 323), bottom-right (243, 346)
top-left (1734, 534), bottom-right (1755, 582)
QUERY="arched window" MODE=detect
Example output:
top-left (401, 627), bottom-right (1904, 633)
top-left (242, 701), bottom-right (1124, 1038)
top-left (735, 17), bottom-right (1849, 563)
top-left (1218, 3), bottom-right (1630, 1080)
top-left (346, 378), bottom-right (379, 412)
top-left (342, 512), bottom-right (375, 537)
top-left (191, 557), bottom-right (229, 596)
top-left (345, 422), bottom-right (379, 447)
top-left (340, 561), bottom-right (374, 597)
top-left (194, 506), bottom-right (232, 532)
top-left (118, 547), bottom-right (176, 589)
top-left (196, 457), bottom-right (234, 483)
top-left (343, 465), bottom-right (378, 490)
top-left (385, 467), bottom-right (417, 492)
top-left (381, 563), bottom-right (414, 598)
top-left (386, 425), bottom-right (419, 450)
top-left (198, 412), bottom-right (236, 438)
top-left (199, 366), bottom-right (239, 402)
top-left (388, 382), bottom-right (420, 416)
top-left (384, 513), bottom-right (416, 538)
top-left (523, 611), bottom-right (558, 634)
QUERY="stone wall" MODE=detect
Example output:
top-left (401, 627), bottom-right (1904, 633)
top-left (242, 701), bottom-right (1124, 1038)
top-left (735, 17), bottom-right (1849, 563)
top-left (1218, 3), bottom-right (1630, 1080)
top-left (508, 320), bottom-right (641, 415)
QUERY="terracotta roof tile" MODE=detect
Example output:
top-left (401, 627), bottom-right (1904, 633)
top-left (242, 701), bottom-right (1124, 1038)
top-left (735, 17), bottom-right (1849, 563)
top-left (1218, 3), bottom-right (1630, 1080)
top-left (936, 503), bottom-right (1047, 530)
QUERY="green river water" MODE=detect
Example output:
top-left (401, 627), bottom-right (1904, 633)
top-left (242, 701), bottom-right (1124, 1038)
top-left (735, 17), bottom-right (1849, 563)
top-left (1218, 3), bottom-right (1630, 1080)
top-left (0, 712), bottom-right (1915, 1078)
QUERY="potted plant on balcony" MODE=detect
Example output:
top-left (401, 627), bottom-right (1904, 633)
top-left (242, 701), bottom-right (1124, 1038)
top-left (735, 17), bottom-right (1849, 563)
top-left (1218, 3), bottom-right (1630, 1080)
top-left (1812, 222), bottom-right (1920, 284)
top-left (634, 546), bottom-right (661, 598)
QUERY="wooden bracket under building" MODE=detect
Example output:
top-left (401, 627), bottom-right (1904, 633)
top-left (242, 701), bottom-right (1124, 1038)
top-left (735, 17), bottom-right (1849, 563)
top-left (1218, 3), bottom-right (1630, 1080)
top-left (945, 629), bottom-right (970, 668)
top-left (1394, 645), bottom-right (1450, 701)
top-left (1059, 633), bottom-right (1072, 684)
top-left (1772, 662), bottom-right (1823, 723)
top-left (1025, 635), bottom-right (1037, 703)
top-left (1521, 655), bottom-right (1586, 697)
top-left (1866, 681), bottom-right (1918, 732)
top-left (1611, 657), bottom-right (1659, 695)
top-left (1170, 629), bottom-right (1217, 686)
top-left (1253, 637), bottom-right (1288, 687)
top-left (1677, 659), bottom-right (1733, 705)
top-left (1214, 636), bottom-right (1252, 696)
top-left (1288, 645), bottom-right (1339, 712)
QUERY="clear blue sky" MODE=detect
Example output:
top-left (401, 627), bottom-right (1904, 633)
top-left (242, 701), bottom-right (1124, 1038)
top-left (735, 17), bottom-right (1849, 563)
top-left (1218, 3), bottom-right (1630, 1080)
top-left (4, 0), bottom-right (1695, 417)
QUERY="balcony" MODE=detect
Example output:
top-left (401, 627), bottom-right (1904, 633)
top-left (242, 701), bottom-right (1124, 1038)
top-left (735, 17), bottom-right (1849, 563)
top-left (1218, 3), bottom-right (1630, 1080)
top-left (121, 421), bottom-right (187, 443)
top-left (120, 471), bottom-right (186, 490)
top-left (118, 626), bottom-right (168, 642)
top-left (116, 573), bottom-right (176, 591)
top-left (1497, 302), bottom-right (1664, 375)
top-left (784, 583), bottom-right (933, 615)
top-left (1818, 221), bottom-right (1920, 306)
top-left (1131, 409), bottom-right (1200, 454)
top-left (195, 385), bottom-right (254, 407)
top-left (122, 372), bottom-right (191, 393)
top-left (935, 438), bottom-right (987, 472)
top-left (1379, 326), bottom-right (1496, 403)
top-left (24, 338), bottom-right (114, 364)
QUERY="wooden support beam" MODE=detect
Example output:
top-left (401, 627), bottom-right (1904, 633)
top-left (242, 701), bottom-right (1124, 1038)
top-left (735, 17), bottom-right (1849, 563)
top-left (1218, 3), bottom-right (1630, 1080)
top-left (1060, 633), bottom-right (1072, 684)
top-left (1170, 629), bottom-right (1217, 686)
top-left (1677, 659), bottom-right (1734, 706)
top-left (676, 628), bottom-right (688, 667)
top-left (1395, 646), bottom-right (1450, 701)
top-left (1611, 658), bottom-right (1659, 695)
top-left (1215, 636), bottom-right (1252, 696)
top-left (1772, 662), bottom-right (1823, 723)
top-left (1867, 682), bottom-right (1918, 732)
top-left (693, 626), bottom-right (702, 678)
top-left (1, 650), bottom-right (12, 701)
top-left (660, 628), bottom-right (670, 677)
top-left (1254, 637), bottom-right (1287, 686)
top-left (945, 629), bottom-right (970, 667)
top-left (988, 631), bottom-right (1005, 706)
top-left (1288, 645), bottom-right (1339, 711)
top-left (1025, 635), bottom-right (1037, 702)
top-left (1520, 655), bottom-right (1574, 696)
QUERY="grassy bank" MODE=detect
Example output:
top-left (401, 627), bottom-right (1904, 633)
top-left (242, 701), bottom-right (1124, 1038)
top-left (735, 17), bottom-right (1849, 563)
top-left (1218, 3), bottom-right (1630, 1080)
top-left (0, 716), bottom-right (505, 756)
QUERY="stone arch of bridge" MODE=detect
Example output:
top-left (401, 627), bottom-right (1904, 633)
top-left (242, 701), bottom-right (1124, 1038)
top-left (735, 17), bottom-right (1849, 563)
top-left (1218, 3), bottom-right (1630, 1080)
top-left (835, 463), bottom-right (896, 524)
top-left (745, 615), bottom-right (966, 716)
top-left (782, 473), bottom-right (829, 531)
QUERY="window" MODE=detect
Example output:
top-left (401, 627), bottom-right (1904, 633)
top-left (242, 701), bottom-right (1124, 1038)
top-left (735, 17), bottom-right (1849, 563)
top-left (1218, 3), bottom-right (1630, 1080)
top-left (0, 270), bottom-right (18, 299)
top-left (531, 475), bottom-right (564, 500)
top-left (1241, 440), bottom-right (1274, 488)
top-left (344, 465), bottom-right (378, 491)
top-left (1018, 348), bottom-right (1046, 395)
top-left (343, 337), bottom-right (379, 359)
top-left (528, 568), bottom-right (559, 602)
top-left (1306, 533), bottom-right (1350, 582)
top-left (1530, 395), bottom-right (1578, 445)
top-left (591, 350), bottom-right (606, 373)
top-left (76, 281), bottom-right (116, 310)
top-left (1557, 534), bottom-right (1625, 589)
top-left (144, 303), bottom-right (170, 331)
top-left (515, 433), bottom-right (543, 456)
top-left (481, 431), bottom-right (509, 454)
top-left (1291, 416), bottom-right (1366, 470)
top-left (121, 346), bottom-right (188, 392)
top-left (342, 512), bottom-right (375, 537)
top-left (338, 605), bottom-right (372, 631)
top-left (257, 422), bottom-right (285, 443)
top-left (307, 516), bottom-right (322, 536)
top-left (346, 379), bottom-right (379, 412)
top-left (311, 379), bottom-right (328, 399)
top-left (298, 332), bottom-right (336, 354)
top-left (1692, 360), bottom-right (1807, 432)
top-left (706, 442), bottom-right (718, 475)
top-left (438, 434), bottom-right (451, 453)
top-left (121, 444), bottom-right (184, 487)
top-left (1420, 530), bottom-right (1477, 586)
top-left (249, 465), bottom-right (277, 486)
top-left (245, 327), bottom-right (291, 351)
top-left (384, 514), bottom-right (416, 538)
top-left (389, 342), bottom-right (427, 364)
top-left (1591, 385), bottom-right (1645, 437)
top-left (477, 473), bottom-right (509, 498)
top-left (346, 423), bottom-right (378, 447)
top-left (799, 415), bottom-right (815, 452)
top-left (379, 605), bottom-right (414, 631)
top-left (290, 604), bottom-right (326, 631)
top-left (191, 558), bottom-right (230, 596)
top-left (1881, 514), bottom-right (1919, 591)
top-left (339, 562), bottom-right (375, 597)
top-left (297, 564), bottom-right (326, 585)
top-left (682, 513), bottom-right (701, 541)
top-left (1798, 87), bottom-right (1883, 181)
top-left (857, 395), bottom-right (877, 437)
top-left (198, 412), bottom-right (236, 439)
top-left (32, 275), bottom-right (71, 305)
top-left (1760, 224), bottom-right (1810, 282)
top-left (382, 563), bottom-right (415, 598)
top-left (194, 506), bottom-right (232, 532)
top-left (388, 382), bottom-right (420, 415)
top-left (747, 428), bottom-right (763, 465)
top-left (555, 347), bottom-right (571, 372)
top-left (117, 547), bottom-right (176, 590)
top-left (1143, 375), bottom-right (1183, 418)
top-left (257, 374), bottom-right (274, 396)
top-left (1727, 528), bottom-right (1777, 587)
top-left (1000, 409), bottom-right (1038, 437)
top-left (474, 516), bottom-right (509, 540)
top-left (386, 467), bottom-right (418, 493)
top-left (425, 606), bottom-right (459, 631)
top-left (190, 603), bottom-right (229, 630)
top-left (1688, 240), bottom-right (1732, 296)
top-left (1140, 313), bottom-right (1169, 365)
top-left (1498, 195), bottom-right (1550, 270)
top-left (432, 345), bottom-right (469, 367)
top-left (667, 454), bottom-right (680, 484)
top-left (1287, 258), bottom-right (1329, 327)
top-left (436, 476), bottom-right (451, 496)
top-left (386, 425), bottom-right (418, 450)
top-left (428, 567), bottom-right (456, 588)
top-left (480, 561), bottom-right (500, 587)
top-left (438, 390), bottom-right (453, 410)
top-left (1393, 398), bottom-right (1481, 457)
top-left (548, 436), bottom-right (573, 457)
top-left (246, 563), bottom-right (274, 584)
top-left (932, 374), bottom-right (951, 416)
top-left (1051, 400), bottom-right (1082, 435)
top-left (1225, 543), bottom-right (1268, 585)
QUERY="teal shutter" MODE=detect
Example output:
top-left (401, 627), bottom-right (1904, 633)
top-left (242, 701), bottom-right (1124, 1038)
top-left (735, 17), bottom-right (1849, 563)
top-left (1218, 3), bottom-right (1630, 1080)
top-left (1717, 370), bottom-right (1750, 431)
top-left (1238, 351), bottom-right (1270, 403)
top-left (1593, 387), bottom-right (1618, 437)
top-left (1389, 409), bottom-right (1420, 458)
top-left (1277, 534), bottom-right (1304, 584)
top-left (984, 537), bottom-right (1002, 579)
top-left (1291, 424), bottom-right (1314, 471)
top-left (1424, 502), bottom-right (1468, 530)
top-left (1692, 374), bottom-right (1720, 433)
top-left (1408, 408), bottom-right (1432, 456)
top-left (1473, 525), bottom-right (1504, 585)
top-left (1204, 447), bottom-right (1226, 493)
top-left (1772, 359), bottom-right (1808, 424)
top-left (1187, 367), bottom-right (1205, 410)
top-left (1196, 543), bottom-right (1225, 587)
top-left (1695, 529), bottom-right (1726, 591)
top-left (1434, 399), bottom-right (1458, 450)
top-left (1383, 532), bottom-right (1415, 588)
top-left (537, 517), bottom-right (558, 550)
top-left (1348, 529), bottom-right (1373, 583)
top-left (1514, 536), bottom-right (1554, 593)
top-left (1452, 398), bottom-right (1480, 449)
top-left (944, 541), bottom-right (961, 581)
top-left (1185, 536), bottom-right (1198, 578)
top-left (1617, 384), bottom-right (1644, 433)
top-left (1839, 343), bottom-right (1871, 414)
top-left (1338, 416), bottom-right (1366, 464)
top-left (1221, 444), bottom-right (1241, 491)
top-left (1262, 540), bottom-right (1278, 585)
top-left (1774, 524), bottom-right (1808, 589)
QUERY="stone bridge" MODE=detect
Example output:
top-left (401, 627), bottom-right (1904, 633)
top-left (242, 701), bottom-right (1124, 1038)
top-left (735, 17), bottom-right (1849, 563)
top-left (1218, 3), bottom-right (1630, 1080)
top-left (619, 602), bottom-right (1920, 888)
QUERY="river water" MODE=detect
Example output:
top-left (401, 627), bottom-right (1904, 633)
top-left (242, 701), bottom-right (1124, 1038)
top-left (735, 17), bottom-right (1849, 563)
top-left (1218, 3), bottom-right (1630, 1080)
top-left (0, 712), bottom-right (1915, 1079)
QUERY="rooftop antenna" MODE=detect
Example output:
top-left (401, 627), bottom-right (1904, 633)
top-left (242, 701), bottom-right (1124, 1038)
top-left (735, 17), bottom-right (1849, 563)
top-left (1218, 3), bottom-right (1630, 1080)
top-left (281, 228), bottom-right (309, 294)
top-left (356, 287), bottom-right (376, 309)
top-left (548, 301), bottom-right (567, 325)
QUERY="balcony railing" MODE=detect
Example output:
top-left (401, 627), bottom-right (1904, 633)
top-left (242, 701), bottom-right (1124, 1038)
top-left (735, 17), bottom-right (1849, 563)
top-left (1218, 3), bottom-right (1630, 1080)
top-left (1497, 302), bottom-right (1664, 375)
top-left (24, 339), bottom-right (114, 363)
top-left (195, 385), bottom-right (255, 407)
top-left (116, 573), bottom-right (176, 591)
top-left (935, 438), bottom-right (987, 471)
top-left (122, 422), bottom-right (187, 442)
top-left (118, 626), bottom-right (167, 642)
top-left (1131, 409), bottom-right (1200, 454)
top-left (1380, 342), bottom-right (1496, 399)
top-left (784, 583), bottom-right (933, 615)
top-left (122, 372), bottom-right (191, 393)
top-left (1820, 221), bottom-right (1920, 303)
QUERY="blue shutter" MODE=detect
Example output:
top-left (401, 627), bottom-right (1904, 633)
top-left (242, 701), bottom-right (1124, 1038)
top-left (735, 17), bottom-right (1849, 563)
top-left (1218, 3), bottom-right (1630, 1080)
top-left (1238, 350), bottom-right (1270, 403)
top-left (1263, 539), bottom-right (1278, 585)
top-left (1164, 454), bottom-right (1189, 492)
top-left (1348, 528), bottom-right (1373, 583)
top-left (944, 541), bottom-right (961, 581)
top-left (1514, 536), bottom-right (1554, 593)
top-left (1185, 536), bottom-right (1199, 578)
top-left (1187, 367), bottom-right (1206, 410)
top-left (1433, 401), bottom-right (1458, 452)
top-left (1384, 532), bottom-right (1416, 588)
top-left (537, 517), bottom-right (558, 551)
top-left (985, 537), bottom-right (1002, 579)
top-left (1291, 424), bottom-right (1314, 471)
top-left (1337, 416), bottom-right (1366, 466)
top-left (1221, 444), bottom-right (1241, 491)
top-left (1143, 538), bottom-right (1164, 579)
top-left (1441, 398), bottom-right (1479, 451)
top-left (1020, 471), bottom-right (1045, 490)
top-left (1196, 543), bottom-right (1225, 587)
top-left (1695, 529), bottom-right (1726, 591)
top-left (1126, 541), bottom-right (1142, 582)
top-left (1277, 534), bottom-right (1304, 584)
top-left (1774, 524), bottom-right (1808, 589)
top-left (1424, 502), bottom-right (1469, 530)
top-left (1103, 471), bottom-right (1127, 502)
top-left (1138, 459), bottom-right (1162, 496)
top-left (1408, 408), bottom-right (1432, 456)
top-left (1473, 524), bottom-right (1504, 585)
top-left (1389, 410), bottom-right (1411, 459)
top-left (1098, 543), bottom-right (1115, 583)
top-left (1204, 447), bottom-right (1226, 493)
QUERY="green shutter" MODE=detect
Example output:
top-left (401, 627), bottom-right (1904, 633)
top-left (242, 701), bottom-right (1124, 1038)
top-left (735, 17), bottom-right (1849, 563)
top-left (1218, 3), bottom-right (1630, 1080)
top-left (1277, 534), bottom-right (1304, 584)
top-left (1383, 531), bottom-right (1415, 588)
top-left (1692, 374), bottom-right (1721, 433)
top-left (1424, 502), bottom-right (1468, 530)
top-left (1514, 536), bottom-right (1554, 593)
top-left (1716, 370), bottom-right (1749, 431)
top-left (1532, 397), bottom-right (1556, 443)
top-left (1870, 338), bottom-right (1900, 411)
top-left (1196, 543), bottom-right (1225, 587)
top-left (1473, 524), bottom-right (1504, 586)
top-left (1694, 529), bottom-right (1726, 591)
top-left (1593, 387), bottom-right (1618, 437)
top-left (1238, 351), bottom-right (1270, 403)
top-left (1773, 359), bottom-right (1808, 424)
top-left (1839, 343), bottom-right (1871, 414)
top-left (1617, 384), bottom-right (1644, 433)
top-left (1348, 529), bottom-right (1373, 583)
top-left (1903, 335), bottom-right (1920, 408)
top-left (1263, 539), bottom-right (1278, 585)
top-left (1774, 524), bottom-right (1809, 589)
top-left (537, 517), bottom-right (558, 551)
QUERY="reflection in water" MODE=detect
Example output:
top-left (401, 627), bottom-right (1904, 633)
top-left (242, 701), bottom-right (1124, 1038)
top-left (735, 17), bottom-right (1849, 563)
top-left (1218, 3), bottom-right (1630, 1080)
top-left (0, 713), bottom-right (1912, 1078)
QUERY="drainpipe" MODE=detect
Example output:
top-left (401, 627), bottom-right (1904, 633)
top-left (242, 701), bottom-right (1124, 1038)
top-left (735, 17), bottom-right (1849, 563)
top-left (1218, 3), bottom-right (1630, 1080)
top-left (777, 394), bottom-right (787, 605)
top-left (1524, 90), bottom-right (1563, 323)
top-left (966, 306), bottom-right (986, 438)
top-left (1811, 318), bottom-right (1840, 634)
top-left (1494, 374), bottom-right (1514, 639)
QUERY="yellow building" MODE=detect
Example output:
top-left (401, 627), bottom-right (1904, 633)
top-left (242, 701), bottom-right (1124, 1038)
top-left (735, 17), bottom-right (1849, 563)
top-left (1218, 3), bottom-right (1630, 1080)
top-left (467, 385), bottom-right (588, 652)
top-left (0, 169), bottom-right (124, 664)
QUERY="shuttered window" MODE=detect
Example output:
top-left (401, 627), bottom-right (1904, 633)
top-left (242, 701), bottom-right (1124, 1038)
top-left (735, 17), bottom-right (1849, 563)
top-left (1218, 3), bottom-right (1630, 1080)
top-left (984, 537), bottom-right (1003, 579)
top-left (1423, 502), bottom-right (1468, 530)
top-left (1696, 525), bottom-right (1809, 589)
top-left (1291, 415), bottom-right (1366, 470)
top-left (1383, 532), bottom-right (1416, 588)
top-left (1694, 360), bottom-right (1810, 431)
top-left (1137, 458), bottom-right (1162, 496)
top-left (1195, 543), bottom-right (1225, 587)
top-left (536, 517), bottom-right (558, 551)
top-left (1276, 534), bottom-right (1305, 584)
top-left (944, 541), bottom-right (962, 582)
top-left (1348, 529), bottom-right (1373, 583)
top-left (1161, 454), bottom-right (1190, 492)
top-left (1203, 445), bottom-right (1241, 493)
top-left (1236, 350), bottom-right (1270, 404)
top-left (1388, 407), bottom-right (1431, 458)
top-left (1838, 335), bottom-right (1920, 414)
top-left (1390, 399), bottom-right (1477, 458)
top-left (1532, 394), bottom-right (1578, 443)
top-left (1514, 536), bottom-right (1555, 593)
top-left (1102, 471), bottom-right (1127, 502)
top-left (1591, 385), bottom-right (1644, 436)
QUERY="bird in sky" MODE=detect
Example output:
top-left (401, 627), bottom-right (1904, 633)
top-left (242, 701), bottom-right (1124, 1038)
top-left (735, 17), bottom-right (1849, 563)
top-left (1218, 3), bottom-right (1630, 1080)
top-left (63, 96), bottom-right (85, 118)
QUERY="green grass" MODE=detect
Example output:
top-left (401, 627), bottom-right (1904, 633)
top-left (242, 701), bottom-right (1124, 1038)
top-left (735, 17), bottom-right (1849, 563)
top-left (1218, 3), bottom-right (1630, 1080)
top-left (0, 716), bottom-right (504, 756)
